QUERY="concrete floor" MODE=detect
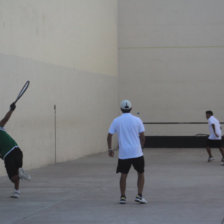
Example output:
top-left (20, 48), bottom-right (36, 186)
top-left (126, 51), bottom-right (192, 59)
top-left (0, 148), bottom-right (224, 224)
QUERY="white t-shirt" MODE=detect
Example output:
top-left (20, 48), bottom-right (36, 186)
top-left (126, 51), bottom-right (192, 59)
top-left (208, 116), bottom-right (222, 140)
top-left (108, 113), bottom-right (145, 159)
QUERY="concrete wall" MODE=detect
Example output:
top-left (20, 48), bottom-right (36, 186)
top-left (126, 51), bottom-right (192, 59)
top-left (0, 0), bottom-right (118, 176)
top-left (118, 0), bottom-right (224, 135)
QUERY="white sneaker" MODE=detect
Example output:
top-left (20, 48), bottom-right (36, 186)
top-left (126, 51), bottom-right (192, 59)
top-left (208, 157), bottom-right (214, 162)
top-left (19, 168), bottom-right (31, 181)
top-left (135, 195), bottom-right (148, 204)
top-left (11, 190), bottom-right (20, 199)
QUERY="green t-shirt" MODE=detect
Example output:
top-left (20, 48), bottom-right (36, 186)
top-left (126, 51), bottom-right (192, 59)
top-left (0, 127), bottom-right (18, 160)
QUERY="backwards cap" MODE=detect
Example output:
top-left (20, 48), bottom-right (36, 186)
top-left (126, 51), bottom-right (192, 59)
top-left (120, 100), bottom-right (132, 110)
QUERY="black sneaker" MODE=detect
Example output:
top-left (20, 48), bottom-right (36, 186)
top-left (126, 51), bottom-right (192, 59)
top-left (120, 196), bottom-right (126, 204)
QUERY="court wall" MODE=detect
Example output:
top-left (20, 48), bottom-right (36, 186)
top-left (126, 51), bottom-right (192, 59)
top-left (118, 0), bottom-right (224, 136)
top-left (0, 0), bottom-right (118, 176)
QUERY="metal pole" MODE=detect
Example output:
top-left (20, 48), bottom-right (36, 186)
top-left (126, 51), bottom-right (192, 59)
top-left (54, 105), bottom-right (57, 164)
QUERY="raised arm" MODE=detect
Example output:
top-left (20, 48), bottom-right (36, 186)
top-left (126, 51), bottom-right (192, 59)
top-left (0, 103), bottom-right (16, 127)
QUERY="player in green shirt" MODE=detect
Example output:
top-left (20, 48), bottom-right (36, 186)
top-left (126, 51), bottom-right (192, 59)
top-left (0, 103), bottom-right (31, 199)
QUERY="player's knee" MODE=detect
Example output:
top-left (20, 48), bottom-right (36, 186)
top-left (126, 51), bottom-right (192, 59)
top-left (120, 173), bottom-right (127, 179)
top-left (10, 175), bottom-right (19, 183)
top-left (138, 172), bottom-right (144, 177)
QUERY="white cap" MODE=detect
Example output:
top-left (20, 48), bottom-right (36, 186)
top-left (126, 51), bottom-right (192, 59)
top-left (120, 99), bottom-right (132, 110)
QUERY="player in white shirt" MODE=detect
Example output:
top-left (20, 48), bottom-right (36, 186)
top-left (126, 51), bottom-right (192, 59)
top-left (107, 100), bottom-right (147, 204)
top-left (205, 111), bottom-right (224, 164)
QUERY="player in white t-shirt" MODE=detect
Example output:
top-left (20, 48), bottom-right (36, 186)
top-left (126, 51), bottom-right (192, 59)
top-left (107, 100), bottom-right (147, 204)
top-left (205, 111), bottom-right (224, 164)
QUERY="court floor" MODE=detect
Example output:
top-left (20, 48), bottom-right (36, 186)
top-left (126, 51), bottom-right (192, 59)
top-left (0, 148), bottom-right (224, 224)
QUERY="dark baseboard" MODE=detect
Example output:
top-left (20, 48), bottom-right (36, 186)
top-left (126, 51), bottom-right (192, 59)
top-left (144, 136), bottom-right (224, 148)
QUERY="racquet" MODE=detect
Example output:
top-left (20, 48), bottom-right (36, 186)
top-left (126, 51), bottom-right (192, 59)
top-left (14, 80), bottom-right (30, 104)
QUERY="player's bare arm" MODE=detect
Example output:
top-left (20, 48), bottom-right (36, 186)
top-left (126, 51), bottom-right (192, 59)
top-left (212, 124), bottom-right (219, 137)
top-left (139, 132), bottom-right (145, 148)
top-left (107, 133), bottom-right (114, 157)
top-left (0, 103), bottom-right (16, 127)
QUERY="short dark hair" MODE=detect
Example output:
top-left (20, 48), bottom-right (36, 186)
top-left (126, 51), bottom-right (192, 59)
top-left (206, 110), bottom-right (213, 116)
top-left (121, 108), bottom-right (132, 113)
